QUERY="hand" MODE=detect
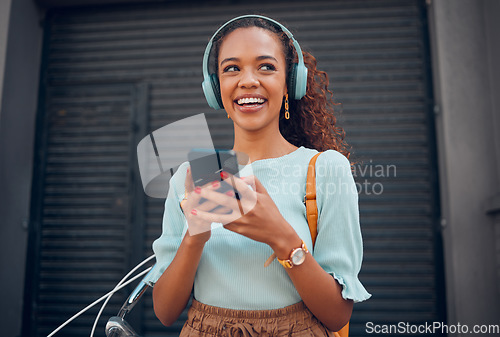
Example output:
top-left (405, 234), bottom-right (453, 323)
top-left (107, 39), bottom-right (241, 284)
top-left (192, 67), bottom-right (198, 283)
top-left (181, 168), bottom-right (234, 243)
top-left (181, 167), bottom-right (210, 243)
top-left (190, 172), bottom-right (298, 250)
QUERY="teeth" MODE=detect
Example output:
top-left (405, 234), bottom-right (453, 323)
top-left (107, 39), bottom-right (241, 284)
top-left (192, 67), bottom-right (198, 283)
top-left (237, 97), bottom-right (265, 105)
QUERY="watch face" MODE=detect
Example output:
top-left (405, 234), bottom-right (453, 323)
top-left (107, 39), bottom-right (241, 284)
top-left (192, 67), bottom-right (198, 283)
top-left (291, 249), bottom-right (306, 265)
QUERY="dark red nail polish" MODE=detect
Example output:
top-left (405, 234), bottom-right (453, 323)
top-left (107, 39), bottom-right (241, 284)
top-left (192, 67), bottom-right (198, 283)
top-left (220, 171), bottom-right (228, 179)
top-left (191, 209), bottom-right (197, 215)
top-left (194, 187), bottom-right (201, 194)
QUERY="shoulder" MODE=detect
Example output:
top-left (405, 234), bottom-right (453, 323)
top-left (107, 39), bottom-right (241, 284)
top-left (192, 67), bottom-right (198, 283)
top-left (299, 147), bottom-right (349, 165)
top-left (296, 147), bottom-right (352, 175)
top-left (315, 150), bottom-right (353, 181)
top-left (314, 151), bottom-right (358, 204)
top-left (317, 149), bottom-right (350, 166)
top-left (293, 146), bottom-right (318, 163)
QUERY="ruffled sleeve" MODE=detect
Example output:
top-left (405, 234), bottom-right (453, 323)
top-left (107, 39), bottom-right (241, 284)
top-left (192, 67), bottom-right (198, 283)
top-left (313, 150), bottom-right (371, 303)
top-left (143, 162), bottom-right (189, 285)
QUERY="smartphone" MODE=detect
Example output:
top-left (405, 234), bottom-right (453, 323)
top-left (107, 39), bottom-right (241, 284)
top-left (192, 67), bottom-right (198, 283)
top-left (187, 149), bottom-right (240, 203)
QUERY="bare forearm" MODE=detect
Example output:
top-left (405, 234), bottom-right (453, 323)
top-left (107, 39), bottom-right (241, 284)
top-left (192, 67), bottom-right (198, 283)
top-left (271, 231), bottom-right (353, 332)
top-left (152, 234), bottom-right (205, 326)
top-left (287, 254), bottom-right (353, 331)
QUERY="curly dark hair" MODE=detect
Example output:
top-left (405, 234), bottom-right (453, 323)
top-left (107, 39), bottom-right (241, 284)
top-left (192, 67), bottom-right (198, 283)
top-left (211, 16), bottom-right (351, 160)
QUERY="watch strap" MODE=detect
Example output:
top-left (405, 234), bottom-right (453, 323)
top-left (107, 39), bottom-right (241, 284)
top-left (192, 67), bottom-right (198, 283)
top-left (277, 240), bottom-right (309, 269)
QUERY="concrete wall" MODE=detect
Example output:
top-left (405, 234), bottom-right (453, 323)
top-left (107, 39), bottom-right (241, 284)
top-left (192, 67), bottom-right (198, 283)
top-left (483, 0), bottom-right (500, 298)
top-left (0, 0), bottom-right (43, 336)
top-left (428, 0), bottom-right (500, 334)
top-left (0, 0), bottom-right (12, 113)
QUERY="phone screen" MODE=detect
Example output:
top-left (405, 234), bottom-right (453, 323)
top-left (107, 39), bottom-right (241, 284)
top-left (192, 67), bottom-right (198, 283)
top-left (188, 149), bottom-right (239, 187)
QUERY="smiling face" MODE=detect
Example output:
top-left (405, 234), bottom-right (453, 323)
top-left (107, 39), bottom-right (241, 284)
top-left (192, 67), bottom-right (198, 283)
top-left (217, 27), bottom-right (288, 133)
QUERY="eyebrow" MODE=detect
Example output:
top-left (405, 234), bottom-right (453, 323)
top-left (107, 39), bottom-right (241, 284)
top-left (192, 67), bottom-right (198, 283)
top-left (220, 55), bottom-right (278, 66)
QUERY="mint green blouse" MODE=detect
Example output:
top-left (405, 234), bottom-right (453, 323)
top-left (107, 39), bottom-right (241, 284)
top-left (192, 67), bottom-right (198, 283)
top-left (148, 146), bottom-right (371, 310)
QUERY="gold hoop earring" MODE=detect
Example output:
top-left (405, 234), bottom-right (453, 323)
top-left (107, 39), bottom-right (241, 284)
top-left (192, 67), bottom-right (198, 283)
top-left (284, 94), bottom-right (290, 120)
top-left (227, 113), bottom-right (230, 119)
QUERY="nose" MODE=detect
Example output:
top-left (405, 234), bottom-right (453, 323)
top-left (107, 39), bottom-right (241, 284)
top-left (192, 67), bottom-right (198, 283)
top-left (238, 69), bottom-right (259, 89)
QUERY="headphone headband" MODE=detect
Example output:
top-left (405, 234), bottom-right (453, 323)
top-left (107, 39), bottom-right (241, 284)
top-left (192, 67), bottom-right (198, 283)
top-left (202, 15), bottom-right (308, 109)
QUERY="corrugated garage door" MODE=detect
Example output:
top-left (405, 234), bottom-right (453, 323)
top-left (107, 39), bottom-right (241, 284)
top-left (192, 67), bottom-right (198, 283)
top-left (26, 1), bottom-right (445, 336)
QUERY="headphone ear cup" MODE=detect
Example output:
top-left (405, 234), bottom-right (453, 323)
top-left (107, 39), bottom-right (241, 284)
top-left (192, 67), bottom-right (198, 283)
top-left (287, 63), bottom-right (297, 100)
top-left (294, 62), bottom-right (308, 100)
top-left (288, 63), bottom-right (308, 100)
top-left (211, 74), bottom-right (224, 109)
top-left (202, 74), bottom-right (223, 109)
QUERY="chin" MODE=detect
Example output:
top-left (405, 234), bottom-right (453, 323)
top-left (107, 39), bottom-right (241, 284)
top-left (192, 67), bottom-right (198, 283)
top-left (232, 115), bottom-right (278, 133)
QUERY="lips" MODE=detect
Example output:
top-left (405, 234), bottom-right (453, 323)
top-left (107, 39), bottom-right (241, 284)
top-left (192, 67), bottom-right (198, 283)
top-left (236, 97), bottom-right (265, 105)
top-left (233, 94), bottom-right (267, 107)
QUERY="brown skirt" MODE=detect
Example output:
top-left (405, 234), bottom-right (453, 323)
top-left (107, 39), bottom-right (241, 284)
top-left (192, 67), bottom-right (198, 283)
top-left (179, 299), bottom-right (338, 337)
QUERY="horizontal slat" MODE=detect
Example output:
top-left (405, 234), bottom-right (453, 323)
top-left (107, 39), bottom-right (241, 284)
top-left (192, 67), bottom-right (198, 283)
top-left (37, 85), bottom-right (135, 337)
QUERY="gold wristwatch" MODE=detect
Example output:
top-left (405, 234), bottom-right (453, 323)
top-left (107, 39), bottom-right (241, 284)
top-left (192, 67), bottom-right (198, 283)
top-left (277, 240), bottom-right (309, 269)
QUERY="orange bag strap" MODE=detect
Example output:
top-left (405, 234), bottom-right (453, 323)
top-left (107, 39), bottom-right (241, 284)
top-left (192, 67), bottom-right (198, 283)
top-left (305, 152), bottom-right (350, 337)
top-left (305, 152), bottom-right (321, 247)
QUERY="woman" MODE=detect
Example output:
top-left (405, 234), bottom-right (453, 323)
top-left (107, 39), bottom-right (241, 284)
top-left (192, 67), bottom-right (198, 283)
top-left (150, 15), bottom-right (371, 336)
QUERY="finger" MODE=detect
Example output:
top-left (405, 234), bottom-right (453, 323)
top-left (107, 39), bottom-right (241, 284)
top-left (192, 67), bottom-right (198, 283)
top-left (191, 207), bottom-right (241, 225)
top-left (186, 180), bottom-right (235, 213)
top-left (221, 185), bottom-right (253, 218)
top-left (180, 167), bottom-right (194, 213)
top-left (184, 166), bottom-right (195, 193)
top-left (194, 198), bottom-right (224, 212)
top-left (197, 184), bottom-right (241, 213)
top-left (192, 186), bottom-right (230, 213)
top-left (211, 205), bottom-right (233, 215)
top-left (240, 175), bottom-right (259, 196)
top-left (240, 175), bottom-right (256, 189)
top-left (184, 172), bottom-right (219, 211)
top-left (184, 189), bottom-right (219, 217)
top-left (220, 172), bottom-right (255, 199)
top-left (220, 174), bottom-right (258, 214)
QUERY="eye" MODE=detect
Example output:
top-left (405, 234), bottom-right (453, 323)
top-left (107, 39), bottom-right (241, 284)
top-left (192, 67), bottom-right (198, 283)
top-left (223, 65), bottom-right (239, 72)
top-left (260, 64), bottom-right (277, 71)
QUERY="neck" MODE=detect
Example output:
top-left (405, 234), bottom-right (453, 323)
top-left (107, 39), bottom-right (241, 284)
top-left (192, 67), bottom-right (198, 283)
top-left (232, 124), bottom-right (297, 162)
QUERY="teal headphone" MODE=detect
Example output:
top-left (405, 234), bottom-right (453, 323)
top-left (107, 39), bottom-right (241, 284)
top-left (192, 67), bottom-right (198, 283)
top-left (202, 15), bottom-right (308, 110)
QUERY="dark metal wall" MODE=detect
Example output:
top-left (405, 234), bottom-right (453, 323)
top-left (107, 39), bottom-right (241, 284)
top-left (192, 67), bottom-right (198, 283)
top-left (26, 1), bottom-right (444, 336)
